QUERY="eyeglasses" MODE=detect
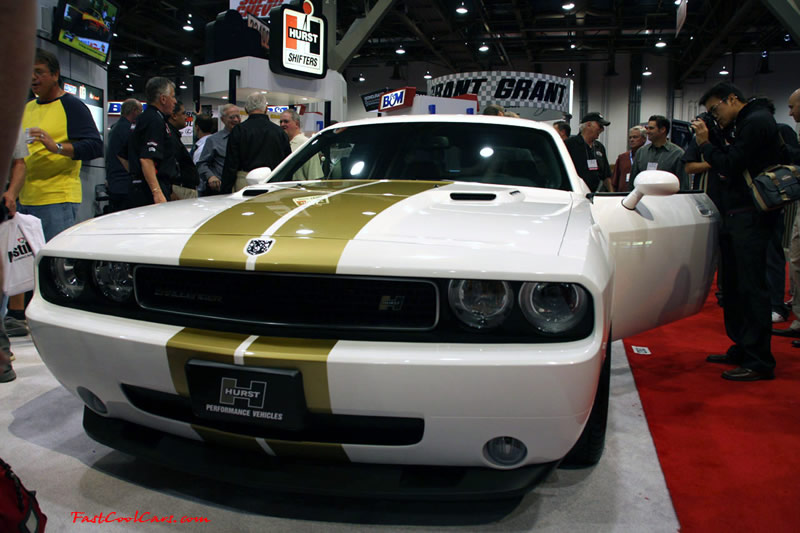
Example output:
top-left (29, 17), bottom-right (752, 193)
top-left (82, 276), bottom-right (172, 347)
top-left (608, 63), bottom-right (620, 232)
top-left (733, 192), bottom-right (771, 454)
top-left (708, 98), bottom-right (727, 117)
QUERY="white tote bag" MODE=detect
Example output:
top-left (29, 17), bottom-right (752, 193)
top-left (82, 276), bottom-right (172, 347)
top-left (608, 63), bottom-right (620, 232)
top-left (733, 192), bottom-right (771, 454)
top-left (0, 213), bottom-right (45, 296)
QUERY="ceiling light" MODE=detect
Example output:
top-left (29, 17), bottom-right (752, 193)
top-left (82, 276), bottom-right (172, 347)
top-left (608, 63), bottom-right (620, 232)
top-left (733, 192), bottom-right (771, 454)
top-left (479, 42), bottom-right (489, 52)
top-left (181, 57), bottom-right (191, 66)
top-left (719, 66), bottom-right (729, 75)
top-left (456, 2), bottom-right (468, 14)
top-left (119, 60), bottom-right (128, 69)
top-left (221, 96), bottom-right (228, 100)
top-left (762, 50), bottom-right (768, 58)
top-left (395, 44), bottom-right (405, 55)
top-left (113, 32), bottom-right (118, 37)
top-left (674, 0), bottom-right (681, 5)
top-left (642, 66), bottom-right (652, 76)
top-left (125, 74), bottom-right (130, 79)
top-left (566, 67), bottom-right (574, 77)
top-left (183, 22), bottom-right (194, 31)
top-left (179, 81), bottom-right (187, 89)
top-left (126, 85), bottom-right (134, 92)
top-left (358, 73), bottom-right (365, 82)
top-left (785, 33), bottom-right (791, 42)
top-left (562, 2), bottom-right (575, 10)
top-left (655, 38), bottom-right (666, 48)
top-left (570, 42), bottom-right (576, 49)
top-left (424, 71), bottom-right (432, 80)
top-left (644, 29), bottom-right (651, 35)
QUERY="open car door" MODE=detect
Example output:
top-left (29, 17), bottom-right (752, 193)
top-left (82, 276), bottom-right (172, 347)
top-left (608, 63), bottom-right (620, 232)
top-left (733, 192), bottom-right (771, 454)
top-left (591, 183), bottom-right (719, 341)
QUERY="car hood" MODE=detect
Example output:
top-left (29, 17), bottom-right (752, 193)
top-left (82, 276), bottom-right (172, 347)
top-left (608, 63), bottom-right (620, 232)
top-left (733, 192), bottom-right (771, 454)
top-left (58, 180), bottom-right (574, 271)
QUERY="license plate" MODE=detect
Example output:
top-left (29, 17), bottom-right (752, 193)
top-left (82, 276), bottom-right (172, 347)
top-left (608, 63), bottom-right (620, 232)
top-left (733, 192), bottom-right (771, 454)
top-left (186, 360), bottom-right (306, 430)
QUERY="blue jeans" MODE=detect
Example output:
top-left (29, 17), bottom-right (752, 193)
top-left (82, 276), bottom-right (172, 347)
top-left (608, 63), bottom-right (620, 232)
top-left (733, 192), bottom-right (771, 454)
top-left (18, 202), bottom-right (80, 242)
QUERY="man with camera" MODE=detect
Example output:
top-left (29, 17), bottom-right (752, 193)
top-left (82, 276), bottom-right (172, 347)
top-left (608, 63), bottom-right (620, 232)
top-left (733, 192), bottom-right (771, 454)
top-left (691, 82), bottom-right (784, 382)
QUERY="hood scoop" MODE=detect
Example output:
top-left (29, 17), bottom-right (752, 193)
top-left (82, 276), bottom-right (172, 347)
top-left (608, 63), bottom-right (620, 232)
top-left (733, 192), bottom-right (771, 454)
top-left (446, 189), bottom-right (522, 203)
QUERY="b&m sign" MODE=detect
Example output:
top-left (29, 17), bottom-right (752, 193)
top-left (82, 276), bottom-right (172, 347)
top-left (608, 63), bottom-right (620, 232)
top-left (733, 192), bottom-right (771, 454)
top-left (378, 87), bottom-right (417, 112)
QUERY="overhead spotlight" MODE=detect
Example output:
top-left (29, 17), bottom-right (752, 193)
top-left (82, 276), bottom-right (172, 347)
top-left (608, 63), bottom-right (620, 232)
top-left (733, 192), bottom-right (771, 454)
top-left (566, 67), bottom-right (575, 77)
top-left (785, 33), bottom-right (791, 42)
top-left (181, 57), bottom-right (191, 66)
top-left (456, 2), bottom-right (468, 14)
top-left (674, 0), bottom-right (681, 5)
top-left (479, 42), bottom-right (489, 52)
top-left (183, 21), bottom-right (194, 31)
top-left (642, 66), bottom-right (652, 76)
top-left (125, 74), bottom-right (130, 79)
top-left (126, 84), bottom-right (134, 92)
top-left (113, 32), bottom-right (118, 37)
top-left (762, 50), bottom-right (768, 58)
top-left (655, 38), bottom-right (666, 48)
top-left (395, 44), bottom-right (405, 55)
top-left (119, 60), bottom-right (128, 69)
top-left (719, 66), bottom-right (729, 75)
top-left (569, 41), bottom-right (576, 49)
top-left (644, 29), bottom-right (651, 35)
top-left (358, 73), bottom-right (365, 82)
top-left (179, 81), bottom-right (187, 89)
top-left (424, 71), bottom-right (432, 80)
top-left (562, 2), bottom-right (575, 10)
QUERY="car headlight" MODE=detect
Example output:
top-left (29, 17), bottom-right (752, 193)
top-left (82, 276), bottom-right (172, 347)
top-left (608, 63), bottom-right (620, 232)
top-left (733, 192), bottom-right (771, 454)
top-left (92, 261), bottom-right (134, 302)
top-left (448, 279), bottom-right (514, 329)
top-left (49, 257), bottom-right (87, 299)
top-left (519, 282), bottom-right (589, 334)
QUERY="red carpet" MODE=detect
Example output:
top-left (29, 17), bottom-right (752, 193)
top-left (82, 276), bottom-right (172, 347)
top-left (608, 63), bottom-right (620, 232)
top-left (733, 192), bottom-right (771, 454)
top-left (623, 294), bottom-right (800, 532)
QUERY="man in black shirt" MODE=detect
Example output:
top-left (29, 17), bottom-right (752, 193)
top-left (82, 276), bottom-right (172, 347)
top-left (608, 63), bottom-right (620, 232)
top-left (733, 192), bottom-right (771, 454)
top-left (127, 77), bottom-right (179, 206)
top-left (221, 92), bottom-right (291, 193)
top-left (166, 99), bottom-right (199, 199)
top-left (692, 82), bottom-right (785, 381)
top-left (105, 98), bottom-right (141, 212)
top-left (564, 112), bottom-right (611, 192)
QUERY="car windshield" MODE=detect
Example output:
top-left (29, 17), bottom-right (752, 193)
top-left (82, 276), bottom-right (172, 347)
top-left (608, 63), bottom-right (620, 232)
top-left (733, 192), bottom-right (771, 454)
top-left (268, 122), bottom-right (571, 190)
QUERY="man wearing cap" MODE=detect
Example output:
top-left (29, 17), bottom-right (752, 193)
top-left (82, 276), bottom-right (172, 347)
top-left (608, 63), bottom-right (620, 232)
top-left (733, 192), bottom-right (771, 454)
top-left (630, 115), bottom-right (689, 189)
top-left (564, 112), bottom-right (612, 192)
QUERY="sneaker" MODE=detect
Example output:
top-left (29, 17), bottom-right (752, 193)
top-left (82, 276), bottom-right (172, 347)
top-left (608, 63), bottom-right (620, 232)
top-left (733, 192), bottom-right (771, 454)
top-left (772, 312), bottom-right (788, 323)
top-left (3, 316), bottom-right (28, 337)
top-left (0, 364), bottom-right (15, 383)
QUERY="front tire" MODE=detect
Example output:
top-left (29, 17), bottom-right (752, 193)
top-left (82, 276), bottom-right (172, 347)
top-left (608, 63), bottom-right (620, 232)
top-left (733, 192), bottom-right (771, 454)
top-left (560, 332), bottom-right (611, 467)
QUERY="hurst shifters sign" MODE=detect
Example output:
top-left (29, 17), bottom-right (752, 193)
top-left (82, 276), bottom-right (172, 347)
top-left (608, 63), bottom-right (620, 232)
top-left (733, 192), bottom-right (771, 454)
top-left (269, 0), bottom-right (327, 79)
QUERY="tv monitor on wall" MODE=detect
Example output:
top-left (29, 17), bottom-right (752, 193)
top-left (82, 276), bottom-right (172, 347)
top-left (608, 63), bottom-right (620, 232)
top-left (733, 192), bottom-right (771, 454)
top-left (53, 0), bottom-right (119, 64)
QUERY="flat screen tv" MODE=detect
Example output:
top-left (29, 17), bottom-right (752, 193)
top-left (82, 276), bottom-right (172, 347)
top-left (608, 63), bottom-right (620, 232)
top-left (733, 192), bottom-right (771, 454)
top-left (53, 0), bottom-right (119, 64)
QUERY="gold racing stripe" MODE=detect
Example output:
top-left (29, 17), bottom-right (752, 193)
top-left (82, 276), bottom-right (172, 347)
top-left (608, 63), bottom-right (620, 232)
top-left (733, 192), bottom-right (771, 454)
top-left (179, 181), bottom-right (373, 270)
top-left (179, 180), bottom-right (442, 273)
top-left (166, 329), bottom-right (347, 460)
top-left (255, 180), bottom-right (442, 273)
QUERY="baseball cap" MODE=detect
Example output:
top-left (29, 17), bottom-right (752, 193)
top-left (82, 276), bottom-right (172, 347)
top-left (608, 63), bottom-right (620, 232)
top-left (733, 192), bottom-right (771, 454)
top-left (580, 112), bottom-right (610, 126)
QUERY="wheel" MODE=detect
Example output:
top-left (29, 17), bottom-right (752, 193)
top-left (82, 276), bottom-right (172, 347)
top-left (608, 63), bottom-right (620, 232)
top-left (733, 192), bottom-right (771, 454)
top-left (560, 332), bottom-right (611, 468)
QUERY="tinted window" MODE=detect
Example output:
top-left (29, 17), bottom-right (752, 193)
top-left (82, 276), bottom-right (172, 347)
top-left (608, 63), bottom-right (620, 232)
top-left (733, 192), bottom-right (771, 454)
top-left (269, 122), bottom-right (570, 190)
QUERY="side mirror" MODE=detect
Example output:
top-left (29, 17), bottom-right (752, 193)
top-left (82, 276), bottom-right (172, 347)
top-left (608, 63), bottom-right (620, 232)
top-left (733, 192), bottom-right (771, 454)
top-left (621, 170), bottom-right (680, 210)
top-left (245, 167), bottom-right (272, 186)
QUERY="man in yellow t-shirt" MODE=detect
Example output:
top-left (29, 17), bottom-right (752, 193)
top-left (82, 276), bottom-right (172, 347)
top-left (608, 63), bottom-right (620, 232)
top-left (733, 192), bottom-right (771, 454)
top-left (2, 48), bottom-right (102, 241)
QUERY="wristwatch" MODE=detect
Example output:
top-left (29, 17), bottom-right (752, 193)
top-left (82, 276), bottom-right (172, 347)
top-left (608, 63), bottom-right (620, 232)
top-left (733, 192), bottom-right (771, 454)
top-left (55, 143), bottom-right (63, 154)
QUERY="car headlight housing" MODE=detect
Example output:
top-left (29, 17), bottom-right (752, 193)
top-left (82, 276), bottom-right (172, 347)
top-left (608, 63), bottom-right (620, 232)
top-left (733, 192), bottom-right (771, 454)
top-left (49, 257), bottom-right (87, 299)
top-left (519, 282), bottom-right (590, 334)
top-left (448, 279), bottom-right (514, 329)
top-left (92, 261), bottom-right (134, 303)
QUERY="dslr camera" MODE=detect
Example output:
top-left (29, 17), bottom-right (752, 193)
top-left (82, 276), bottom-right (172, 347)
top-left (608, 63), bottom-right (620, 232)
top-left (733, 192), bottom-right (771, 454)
top-left (693, 111), bottom-right (726, 147)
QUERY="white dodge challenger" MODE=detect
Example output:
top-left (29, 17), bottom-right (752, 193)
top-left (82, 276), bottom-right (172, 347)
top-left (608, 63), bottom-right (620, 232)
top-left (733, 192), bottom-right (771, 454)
top-left (28, 115), bottom-right (718, 497)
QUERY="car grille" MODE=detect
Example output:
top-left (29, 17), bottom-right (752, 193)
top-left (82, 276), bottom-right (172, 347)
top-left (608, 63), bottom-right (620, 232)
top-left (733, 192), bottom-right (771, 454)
top-left (121, 385), bottom-right (424, 446)
top-left (134, 266), bottom-right (439, 331)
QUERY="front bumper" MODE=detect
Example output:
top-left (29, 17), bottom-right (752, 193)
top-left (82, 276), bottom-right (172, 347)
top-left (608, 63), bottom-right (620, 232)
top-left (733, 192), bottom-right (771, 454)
top-left (28, 297), bottom-right (606, 470)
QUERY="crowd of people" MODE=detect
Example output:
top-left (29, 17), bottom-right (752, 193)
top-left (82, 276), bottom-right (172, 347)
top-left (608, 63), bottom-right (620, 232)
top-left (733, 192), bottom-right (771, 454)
top-left (2, 49), bottom-right (800, 384)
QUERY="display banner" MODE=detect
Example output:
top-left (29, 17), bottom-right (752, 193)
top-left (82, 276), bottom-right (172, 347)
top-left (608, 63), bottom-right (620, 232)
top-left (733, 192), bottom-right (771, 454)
top-left (427, 71), bottom-right (572, 113)
top-left (230, 0), bottom-right (286, 18)
top-left (269, 3), bottom-right (327, 79)
top-left (378, 87), bottom-right (416, 112)
top-left (361, 88), bottom-right (388, 112)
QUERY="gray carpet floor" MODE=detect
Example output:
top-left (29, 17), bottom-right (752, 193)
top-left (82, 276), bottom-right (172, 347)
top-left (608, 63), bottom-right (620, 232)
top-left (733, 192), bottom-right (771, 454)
top-left (1, 337), bottom-right (679, 532)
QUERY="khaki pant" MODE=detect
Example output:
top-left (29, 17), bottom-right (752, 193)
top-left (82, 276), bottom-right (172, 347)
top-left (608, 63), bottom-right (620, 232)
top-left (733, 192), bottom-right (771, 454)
top-left (172, 185), bottom-right (198, 200)
top-left (234, 171), bottom-right (248, 192)
top-left (789, 208), bottom-right (800, 328)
